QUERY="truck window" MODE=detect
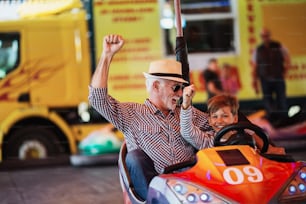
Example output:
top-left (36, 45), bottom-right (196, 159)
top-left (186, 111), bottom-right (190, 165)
top-left (0, 33), bottom-right (20, 79)
top-left (161, 0), bottom-right (236, 55)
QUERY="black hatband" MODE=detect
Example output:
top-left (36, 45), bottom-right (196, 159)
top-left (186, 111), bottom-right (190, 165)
top-left (150, 73), bottom-right (183, 79)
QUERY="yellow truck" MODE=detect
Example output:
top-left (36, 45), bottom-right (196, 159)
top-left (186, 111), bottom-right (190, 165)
top-left (0, 0), bottom-right (123, 164)
top-left (1, 0), bottom-right (305, 164)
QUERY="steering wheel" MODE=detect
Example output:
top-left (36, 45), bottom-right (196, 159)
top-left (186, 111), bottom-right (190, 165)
top-left (214, 122), bottom-right (269, 153)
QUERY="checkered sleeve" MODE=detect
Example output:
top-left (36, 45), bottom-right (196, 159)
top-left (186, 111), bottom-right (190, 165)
top-left (88, 86), bottom-right (128, 132)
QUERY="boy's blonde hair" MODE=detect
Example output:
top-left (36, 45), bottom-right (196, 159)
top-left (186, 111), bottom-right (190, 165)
top-left (207, 94), bottom-right (239, 116)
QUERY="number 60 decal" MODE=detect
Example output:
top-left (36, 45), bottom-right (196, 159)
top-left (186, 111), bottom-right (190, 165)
top-left (223, 166), bottom-right (263, 185)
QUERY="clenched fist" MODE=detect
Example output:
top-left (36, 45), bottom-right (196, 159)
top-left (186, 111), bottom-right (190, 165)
top-left (182, 84), bottom-right (196, 109)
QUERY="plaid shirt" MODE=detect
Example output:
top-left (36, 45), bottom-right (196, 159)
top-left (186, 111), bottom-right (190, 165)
top-left (89, 86), bottom-right (212, 173)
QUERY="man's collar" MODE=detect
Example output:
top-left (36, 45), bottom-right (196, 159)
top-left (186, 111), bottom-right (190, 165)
top-left (144, 99), bottom-right (160, 114)
top-left (144, 99), bottom-right (175, 116)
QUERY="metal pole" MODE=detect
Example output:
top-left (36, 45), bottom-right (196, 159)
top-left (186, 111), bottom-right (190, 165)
top-left (174, 0), bottom-right (183, 37)
top-left (174, 0), bottom-right (190, 83)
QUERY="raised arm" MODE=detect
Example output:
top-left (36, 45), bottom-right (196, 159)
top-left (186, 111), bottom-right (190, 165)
top-left (89, 34), bottom-right (128, 132)
top-left (180, 85), bottom-right (214, 149)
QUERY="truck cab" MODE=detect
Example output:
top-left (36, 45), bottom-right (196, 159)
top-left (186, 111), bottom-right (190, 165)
top-left (0, 0), bottom-right (114, 163)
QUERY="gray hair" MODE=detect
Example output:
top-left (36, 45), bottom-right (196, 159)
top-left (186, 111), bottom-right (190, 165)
top-left (145, 78), bottom-right (165, 93)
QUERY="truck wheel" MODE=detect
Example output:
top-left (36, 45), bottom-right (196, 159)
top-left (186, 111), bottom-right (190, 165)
top-left (4, 126), bottom-right (62, 160)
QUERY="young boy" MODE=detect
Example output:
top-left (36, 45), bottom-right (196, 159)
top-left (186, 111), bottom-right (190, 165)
top-left (180, 84), bottom-right (285, 154)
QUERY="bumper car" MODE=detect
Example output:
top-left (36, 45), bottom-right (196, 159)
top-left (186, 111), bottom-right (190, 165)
top-left (118, 122), bottom-right (306, 204)
top-left (247, 106), bottom-right (306, 152)
top-left (70, 124), bottom-right (124, 166)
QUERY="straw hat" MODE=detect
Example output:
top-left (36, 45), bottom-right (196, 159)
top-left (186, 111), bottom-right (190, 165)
top-left (143, 59), bottom-right (188, 83)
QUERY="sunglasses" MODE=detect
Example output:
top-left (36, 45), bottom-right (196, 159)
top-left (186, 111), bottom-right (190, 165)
top-left (172, 84), bottom-right (184, 92)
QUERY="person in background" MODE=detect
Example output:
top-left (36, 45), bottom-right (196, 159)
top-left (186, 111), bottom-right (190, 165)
top-left (221, 63), bottom-right (240, 95)
top-left (180, 85), bottom-right (285, 155)
top-left (251, 28), bottom-right (291, 121)
top-left (88, 34), bottom-right (214, 200)
top-left (202, 58), bottom-right (223, 100)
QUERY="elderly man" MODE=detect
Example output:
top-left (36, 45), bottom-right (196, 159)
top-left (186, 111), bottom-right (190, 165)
top-left (88, 34), bottom-right (214, 200)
